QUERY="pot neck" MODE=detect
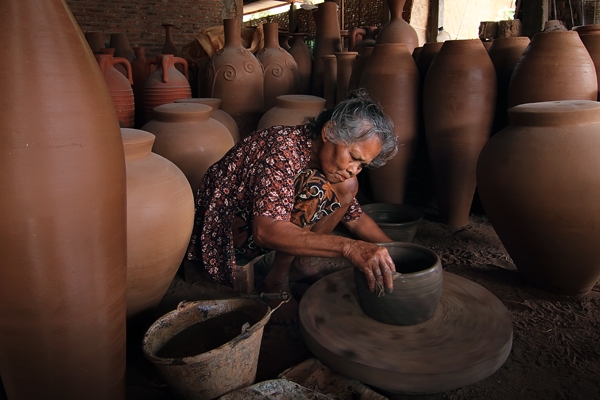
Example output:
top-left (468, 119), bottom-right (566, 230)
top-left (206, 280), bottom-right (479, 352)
top-left (223, 19), bottom-right (242, 48)
top-left (122, 128), bottom-right (155, 160)
top-left (263, 23), bottom-right (280, 48)
top-left (152, 103), bottom-right (212, 123)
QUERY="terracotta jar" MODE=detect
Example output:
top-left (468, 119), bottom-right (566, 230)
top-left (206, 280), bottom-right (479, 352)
top-left (109, 32), bottom-right (133, 62)
top-left (256, 22), bottom-right (300, 111)
top-left (175, 98), bottom-right (240, 143)
top-left (85, 31), bottom-right (105, 53)
top-left (360, 43), bottom-right (419, 205)
top-left (487, 37), bottom-right (530, 135)
top-left (311, 1), bottom-right (342, 97)
top-left (257, 94), bottom-right (326, 129)
top-left (142, 54), bottom-right (191, 124)
top-left (209, 18), bottom-right (264, 139)
top-left (131, 47), bottom-right (149, 128)
top-left (0, 1), bottom-right (127, 398)
top-left (322, 54), bottom-right (338, 109)
top-left (477, 100), bottom-right (600, 295)
top-left (289, 33), bottom-right (313, 95)
top-left (412, 46), bottom-right (422, 60)
top-left (348, 45), bottom-right (374, 91)
top-left (350, 26), bottom-right (378, 53)
top-left (141, 103), bottom-right (234, 194)
top-left (162, 23), bottom-right (179, 56)
top-left (580, 33), bottom-right (600, 100)
top-left (279, 31), bottom-right (291, 50)
top-left (423, 39), bottom-right (496, 227)
top-left (95, 51), bottom-right (135, 128)
top-left (122, 128), bottom-right (194, 318)
top-left (335, 51), bottom-right (358, 103)
top-left (508, 31), bottom-right (597, 108)
top-left (573, 24), bottom-right (600, 35)
top-left (376, 0), bottom-right (419, 53)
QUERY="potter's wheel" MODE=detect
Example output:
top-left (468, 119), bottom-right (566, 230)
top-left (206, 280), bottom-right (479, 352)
top-left (299, 269), bottom-right (513, 394)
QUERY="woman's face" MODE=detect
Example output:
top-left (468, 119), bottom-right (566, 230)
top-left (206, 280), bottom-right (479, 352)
top-left (318, 123), bottom-right (383, 184)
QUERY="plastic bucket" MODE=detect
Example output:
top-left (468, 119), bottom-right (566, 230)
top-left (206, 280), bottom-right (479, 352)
top-left (142, 299), bottom-right (272, 400)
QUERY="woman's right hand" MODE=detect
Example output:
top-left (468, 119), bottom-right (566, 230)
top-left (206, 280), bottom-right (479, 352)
top-left (342, 241), bottom-right (396, 293)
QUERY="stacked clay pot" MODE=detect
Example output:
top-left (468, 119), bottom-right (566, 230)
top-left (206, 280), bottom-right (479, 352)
top-left (96, 50), bottom-right (135, 128)
top-left (175, 98), bottom-right (240, 143)
top-left (0, 0), bottom-right (127, 397)
top-left (477, 100), bottom-right (600, 295)
top-left (257, 94), bottom-right (326, 130)
top-left (376, 0), bottom-right (419, 53)
top-left (209, 18), bottom-right (264, 139)
top-left (508, 31), bottom-right (597, 108)
top-left (141, 103), bottom-right (234, 194)
top-left (142, 54), bottom-right (192, 124)
top-left (121, 128), bottom-right (194, 318)
top-left (311, 1), bottom-right (342, 97)
top-left (256, 23), bottom-right (300, 111)
top-left (360, 43), bottom-right (419, 205)
top-left (423, 39), bottom-right (496, 227)
top-left (289, 33), bottom-right (313, 95)
top-left (579, 33), bottom-right (600, 100)
top-left (335, 51), bottom-right (358, 104)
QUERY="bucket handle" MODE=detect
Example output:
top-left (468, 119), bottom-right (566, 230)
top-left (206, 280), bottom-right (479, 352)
top-left (229, 295), bottom-right (290, 348)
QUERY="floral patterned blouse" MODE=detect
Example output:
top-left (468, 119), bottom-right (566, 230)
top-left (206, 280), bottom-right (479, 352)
top-left (187, 124), bottom-right (362, 287)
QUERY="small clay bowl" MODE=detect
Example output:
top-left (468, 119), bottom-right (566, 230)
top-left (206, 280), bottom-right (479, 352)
top-left (361, 203), bottom-right (424, 242)
top-left (354, 242), bottom-right (443, 326)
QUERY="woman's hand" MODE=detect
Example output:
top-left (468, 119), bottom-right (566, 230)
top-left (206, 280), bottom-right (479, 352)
top-left (342, 241), bottom-right (396, 293)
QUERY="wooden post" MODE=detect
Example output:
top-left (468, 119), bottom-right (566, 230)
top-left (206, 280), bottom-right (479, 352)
top-left (522, 0), bottom-right (549, 38)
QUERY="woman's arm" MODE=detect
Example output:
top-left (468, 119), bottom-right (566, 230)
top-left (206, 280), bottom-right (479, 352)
top-left (343, 212), bottom-right (392, 243)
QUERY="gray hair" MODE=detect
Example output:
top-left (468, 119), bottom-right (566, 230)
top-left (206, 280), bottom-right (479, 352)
top-left (306, 89), bottom-right (397, 168)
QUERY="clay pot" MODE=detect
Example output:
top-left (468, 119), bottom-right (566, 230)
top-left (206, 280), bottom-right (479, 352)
top-left (257, 94), bottom-right (326, 130)
top-left (209, 18), bottom-right (264, 139)
top-left (580, 34), bottom-right (600, 100)
top-left (289, 33), bottom-right (313, 95)
top-left (142, 54), bottom-right (191, 124)
top-left (477, 100), bottom-right (600, 295)
top-left (122, 128), bottom-right (194, 318)
top-left (279, 31), bottom-right (291, 50)
top-left (487, 37), bottom-right (530, 135)
top-left (412, 46), bottom-right (422, 60)
top-left (354, 242), bottom-right (443, 325)
top-left (110, 32), bottom-right (133, 62)
top-left (573, 24), bottom-right (600, 35)
top-left (0, 1), bottom-right (127, 398)
top-left (376, 0), bottom-right (419, 53)
top-left (141, 103), bottom-right (234, 194)
top-left (508, 31), bottom-right (597, 108)
top-left (256, 23), bottom-right (300, 111)
top-left (174, 97), bottom-right (240, 143)
top-left (348, 45), bottom-right (373, 91)
top-left (85, 31), bottom-right (105, 53)
top-left (335, 51), bottom-right (358, 103)
top-left (361, 203), bottom-right (423, 242)
top-left (95, 51), bottom-right (135, 128)
top-left (482, 40), bottom-right (493, 51)
top-left (423, 39), bottom-right (496, 227)
top-left (350, 26), bottom-right (378, 53)
top-left (162, 23), bottom-right (179, 56)
top-left (322, 54), bottom-right (337, 108)
top-left (311, 1), bottom-right (342, 97)
top-left (360, 43), bottom-right (419, 205)
top-left (132, 47), bottom-right (149, 128)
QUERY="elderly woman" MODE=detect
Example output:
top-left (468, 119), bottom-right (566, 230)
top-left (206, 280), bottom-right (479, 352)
top-left (186, 90), bottom-right (398, 323)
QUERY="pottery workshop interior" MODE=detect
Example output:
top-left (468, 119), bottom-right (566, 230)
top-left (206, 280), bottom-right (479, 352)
top-left (2, 0), bottom-right (600, 398)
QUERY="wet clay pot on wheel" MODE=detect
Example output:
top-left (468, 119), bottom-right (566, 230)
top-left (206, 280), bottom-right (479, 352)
top-left (354, 242), bottom-right (442, 325)
top-left (257, 94), bottom-right (326, 130)
top-left (175, 97), bottom-right (240, 143)
top-left (361, 203), bottom-right (424, 242)
top-left (376, 0), bottom-right (419, 53)
top-left (477, 100), bottom-right (600, 295)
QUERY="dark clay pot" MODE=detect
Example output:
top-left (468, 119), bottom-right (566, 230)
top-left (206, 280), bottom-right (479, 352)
top-left (354, 242), bottom-right (443, 326)
top-left (361, 203), bottom-right (423, 242)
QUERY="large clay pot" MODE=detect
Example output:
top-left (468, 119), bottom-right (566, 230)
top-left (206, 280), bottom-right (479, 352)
top-left (580, 33), bottom-right (600, 100)
top-left (360, 43), bottom-right (419, 205)
top-left (477, 100), bottom-right (600, 295)
top-left (508, 31), bottom-right (597, 108)
top-left (85, 31), bottom-right (105, 53)
top-left (132, 46), bottom-right (149, 128)
top-left (322, 54), bottom-right (337, 108)
top-left (487, 37), bottom-right (530, 135)
top-left (256, 22), bottom-right (300, 111)
top-left (348, 45), bottom-right (374, 91)
top-left (257, 94), bottom-right (326, 129)
top-left (289, 33), bottom-right (313, 95)
top-left (0, 0), bottom-right (127, 398)
top-left (350, 26), bottom-right (378, 53)
top-left (335, 51), bottom-right (358, 103)
top-left (95, 51), bottom-right (135, 128)
top-left (122, 128), bottom-right (194, 318)
top-left (142, 54), bottom-right (191, 124)
top-left (110, 32), bottom-right (133, 62)
top-left (141, 103), bottom-right (234, 194)
top-left (175, 98), bottom-right (240, 143)
top-left (376, 0), bottom-right (419, 53)
top-left (311, 1), bottom-right (342, 97)
top-left (423, 39), bottom-right (496, 227)
top-left (209, 18), bottom-right (264, 139)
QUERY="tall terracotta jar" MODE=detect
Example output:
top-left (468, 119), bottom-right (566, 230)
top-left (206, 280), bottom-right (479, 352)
top-left (95, 51), bottom-right (135, 128)
top-left (110, 32), bottom-right (133, 62)
top-left (85, 31), bottom-right (105, 53)
top-left (322, 54), bottom-right (338, 108)
top-left (256, 23), bottom-right (300, 111)
top-left (162, 23), bottom-right (179, 56)
top-left (335, 51), bottom-right (358, 103)
top-left (477, 100), bottom-right (600, 295)
top-left (257, 94), bottom-right (326, 129)
top-left (348, 45), bottom-right (374, 91)
top-left (279, 31), bottom-right (291, 50)
top-left (508, 31), bottom-right (597, 108)
top-left (122, 128), bottom-right (194, 318)
top-left (423, 39), bottom-right (496, 227)
top-left (580, 33), bottom-right (600, 100)
top-left (141, 103), bottom-right (234, 194)
top-left (311, 1), bottom-right (342, 97)
top-left (209, 18), bottom-right (264, 139)
top-left (142, 54), bottom-right (192, 124)
top-left (376, 0), bottom-right (419, 53)
top-left (175, 98), bottom-right (240, 143)
top-left (289, 33), bottom-right (313, 95)
top-left (0, 1), bottom-right (127, 398)
top-left (360, 43), bottom-right (419, 205)
top-left (132, 46), bottom-right (149, 128)
top-left (487, 37), bottom-right (530, 135)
